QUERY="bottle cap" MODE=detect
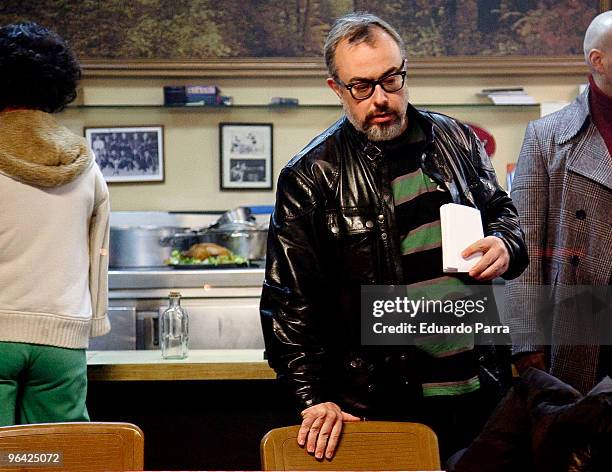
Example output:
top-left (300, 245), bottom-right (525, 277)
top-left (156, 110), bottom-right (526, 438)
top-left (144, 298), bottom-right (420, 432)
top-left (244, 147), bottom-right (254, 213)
top-left (169, 291), bottom-right (181, 297)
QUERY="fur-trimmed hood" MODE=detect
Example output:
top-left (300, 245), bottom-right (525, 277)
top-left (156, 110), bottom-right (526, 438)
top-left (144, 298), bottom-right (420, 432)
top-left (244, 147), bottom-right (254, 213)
top-left (0, 109), bottom-right (93, 188)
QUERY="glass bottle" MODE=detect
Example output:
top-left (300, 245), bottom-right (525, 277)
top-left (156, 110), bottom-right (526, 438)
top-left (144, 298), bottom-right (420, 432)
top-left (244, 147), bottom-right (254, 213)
top-left (159, 291), bottom-right (189, 359)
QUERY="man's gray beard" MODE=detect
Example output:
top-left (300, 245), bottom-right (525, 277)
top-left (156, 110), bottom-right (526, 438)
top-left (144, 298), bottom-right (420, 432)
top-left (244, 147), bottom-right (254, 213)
top-left (343, 104), bottom-right (406, 142)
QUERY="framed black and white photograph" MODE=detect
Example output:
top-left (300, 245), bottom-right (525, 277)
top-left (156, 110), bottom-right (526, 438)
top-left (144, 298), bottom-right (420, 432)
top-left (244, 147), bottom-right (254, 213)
top-left (85, 126), bottom-right (164, 183)
top-left (220, 123), bottom-right (273, 190)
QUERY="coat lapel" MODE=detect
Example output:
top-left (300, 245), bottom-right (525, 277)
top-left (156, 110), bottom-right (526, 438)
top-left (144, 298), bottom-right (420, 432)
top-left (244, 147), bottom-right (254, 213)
top-left (567, 126), bottom-right (612, 191)
top-left (558, 88), bottom-right (612, 191)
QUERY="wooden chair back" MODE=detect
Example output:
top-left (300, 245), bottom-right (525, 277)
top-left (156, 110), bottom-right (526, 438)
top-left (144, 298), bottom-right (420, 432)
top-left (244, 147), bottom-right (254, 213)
top-left (261, 421), bottom-right (441, 471)
top-left (0, 422), bottom-right (144, 471)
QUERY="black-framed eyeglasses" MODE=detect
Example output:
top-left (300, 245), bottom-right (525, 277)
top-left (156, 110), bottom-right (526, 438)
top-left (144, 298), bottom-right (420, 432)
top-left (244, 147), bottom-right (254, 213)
top-left (335, 59), bottom-right (407, 100)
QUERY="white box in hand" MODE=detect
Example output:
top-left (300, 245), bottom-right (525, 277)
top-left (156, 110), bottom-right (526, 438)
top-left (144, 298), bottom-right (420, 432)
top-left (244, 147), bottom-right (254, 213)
top-left (440, 203), bottom-right (484, 273)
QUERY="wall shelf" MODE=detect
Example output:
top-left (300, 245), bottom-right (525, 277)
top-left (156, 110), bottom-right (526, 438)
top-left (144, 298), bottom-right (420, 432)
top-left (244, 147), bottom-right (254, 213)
top-left (67, 103), bottom-right (540, 111)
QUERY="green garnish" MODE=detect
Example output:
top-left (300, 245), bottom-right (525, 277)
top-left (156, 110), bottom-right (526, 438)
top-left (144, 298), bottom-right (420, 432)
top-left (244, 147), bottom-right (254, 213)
top-left (165, 249), bottom-right (247, 266)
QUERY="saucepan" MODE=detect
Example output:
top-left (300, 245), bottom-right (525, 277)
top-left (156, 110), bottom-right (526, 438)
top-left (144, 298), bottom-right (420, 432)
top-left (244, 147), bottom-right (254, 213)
top-left (169, 221), bottom-right (268, 261)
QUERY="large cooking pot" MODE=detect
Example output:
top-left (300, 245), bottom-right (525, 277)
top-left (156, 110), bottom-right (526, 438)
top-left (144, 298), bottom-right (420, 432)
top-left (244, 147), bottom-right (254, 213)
top-left (171, 222), bottom-right (268, 261)
top-left (110, 225), bottom-right (188, 268)
top-left (201, 222), bottom-right (268, 261)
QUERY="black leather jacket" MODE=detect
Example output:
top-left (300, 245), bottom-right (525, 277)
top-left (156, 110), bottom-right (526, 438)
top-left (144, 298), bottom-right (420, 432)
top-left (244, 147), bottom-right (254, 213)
top-left (260, 104), bottom-right (528, 415)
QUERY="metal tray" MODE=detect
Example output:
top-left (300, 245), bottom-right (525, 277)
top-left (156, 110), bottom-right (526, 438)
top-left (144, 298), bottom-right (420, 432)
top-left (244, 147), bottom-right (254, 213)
top-left (166, 262), bottom-right (250, 270)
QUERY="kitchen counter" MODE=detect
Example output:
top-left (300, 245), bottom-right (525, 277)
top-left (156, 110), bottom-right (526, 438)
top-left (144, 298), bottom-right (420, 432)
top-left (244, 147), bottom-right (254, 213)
top-left (109, 267), bottom-right (265, 290)
top-left (87, 349), bottom-right (275, 381)
top-left (108, 267), bottom-right (265, 300)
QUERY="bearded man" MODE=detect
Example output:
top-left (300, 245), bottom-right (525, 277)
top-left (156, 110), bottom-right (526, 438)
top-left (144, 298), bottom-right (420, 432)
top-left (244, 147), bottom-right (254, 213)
top-left (260, 12), bottom-right (528, 463)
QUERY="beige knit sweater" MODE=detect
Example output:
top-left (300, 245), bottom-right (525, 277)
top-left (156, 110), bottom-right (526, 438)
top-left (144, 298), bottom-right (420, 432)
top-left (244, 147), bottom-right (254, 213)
top-left (0, 110), bottom-right (110, 348)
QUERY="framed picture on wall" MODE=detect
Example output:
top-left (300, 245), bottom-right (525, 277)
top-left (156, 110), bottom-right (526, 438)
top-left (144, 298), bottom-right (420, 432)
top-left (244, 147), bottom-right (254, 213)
top-left (220, 123), bottom-right (273, 190)
top-left (85, 126), bottom-right (164, 183)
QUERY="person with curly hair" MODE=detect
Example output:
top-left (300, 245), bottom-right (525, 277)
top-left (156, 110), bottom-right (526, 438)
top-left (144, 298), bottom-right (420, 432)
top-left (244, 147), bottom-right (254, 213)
top-left (0, 22), bottom-right (110, 425)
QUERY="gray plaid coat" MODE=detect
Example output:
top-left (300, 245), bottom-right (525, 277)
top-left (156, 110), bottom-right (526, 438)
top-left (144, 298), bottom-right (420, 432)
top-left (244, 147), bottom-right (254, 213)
top-left (505, 88), bottom-right (612, 393)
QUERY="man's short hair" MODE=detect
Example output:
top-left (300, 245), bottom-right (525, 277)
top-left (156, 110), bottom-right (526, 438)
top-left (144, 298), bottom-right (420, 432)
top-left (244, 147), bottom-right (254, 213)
top-left (0, 22), bottom-right (81, 113)
top-left (323, 12), bottom-right (405, 78)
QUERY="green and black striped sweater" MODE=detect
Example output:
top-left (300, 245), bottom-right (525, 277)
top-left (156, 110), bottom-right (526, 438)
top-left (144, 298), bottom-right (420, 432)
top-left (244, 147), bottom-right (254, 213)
top-left (383, 118), bottom-right (480, 398)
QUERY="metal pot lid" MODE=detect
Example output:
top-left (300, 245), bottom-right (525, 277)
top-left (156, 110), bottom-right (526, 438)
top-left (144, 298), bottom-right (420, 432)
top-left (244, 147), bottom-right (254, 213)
top-left (207, 221), bottom-right (266, 232)
top-left (216, 207), bottom-right (255, 226)
top-left (111, 225), bottom-right (189, 231)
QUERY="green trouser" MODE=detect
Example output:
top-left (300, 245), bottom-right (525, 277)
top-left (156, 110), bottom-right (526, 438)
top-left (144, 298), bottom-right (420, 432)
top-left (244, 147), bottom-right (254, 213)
top-left (0, 341), bottom-right (89, 426)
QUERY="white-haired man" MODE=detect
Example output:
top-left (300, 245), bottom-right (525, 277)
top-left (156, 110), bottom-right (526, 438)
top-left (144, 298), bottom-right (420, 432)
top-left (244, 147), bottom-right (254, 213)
top-left (506, 11), bottom-right (612, 393)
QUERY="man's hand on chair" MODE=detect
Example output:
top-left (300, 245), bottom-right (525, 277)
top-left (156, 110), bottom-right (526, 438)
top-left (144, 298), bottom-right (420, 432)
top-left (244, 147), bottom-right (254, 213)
top-left (297, 401), bottom-right (361, 460)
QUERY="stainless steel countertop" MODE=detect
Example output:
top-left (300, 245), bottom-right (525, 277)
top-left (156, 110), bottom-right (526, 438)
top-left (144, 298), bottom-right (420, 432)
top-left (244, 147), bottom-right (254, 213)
top-left (109, 267), bottom-right (265, 290)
